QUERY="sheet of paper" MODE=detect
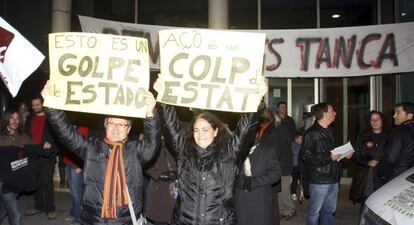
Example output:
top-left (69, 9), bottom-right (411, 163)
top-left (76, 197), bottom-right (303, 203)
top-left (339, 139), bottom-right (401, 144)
top-left (331, 141), bottom-right (355, 161)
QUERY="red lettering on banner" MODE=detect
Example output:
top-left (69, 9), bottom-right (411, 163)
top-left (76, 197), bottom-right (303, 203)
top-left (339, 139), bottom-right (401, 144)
top-left (296, 33), bottom-right (399, 71)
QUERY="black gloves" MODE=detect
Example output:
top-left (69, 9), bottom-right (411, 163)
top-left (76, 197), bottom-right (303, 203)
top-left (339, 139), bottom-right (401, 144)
top-left (158, 171), bottom-right (178, 182)
top-left (238, 175), bottom-right (252, 192)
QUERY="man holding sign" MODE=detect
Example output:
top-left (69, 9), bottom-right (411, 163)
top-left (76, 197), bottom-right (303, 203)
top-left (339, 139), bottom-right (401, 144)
top-left (45, 32), bottom-right (151, 118)
top-left (41, 32), bottom-right (161, 225)
top-left (42, 81), bottom-right (159, 225)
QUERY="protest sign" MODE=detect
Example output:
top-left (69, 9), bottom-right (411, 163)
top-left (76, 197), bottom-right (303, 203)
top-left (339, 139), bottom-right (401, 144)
top-left (0, 16), bottom-right (44, 97)
top-left (44, 32), bottom-right (150, 118)
top-left (156, 29), bottom-right (266, 112)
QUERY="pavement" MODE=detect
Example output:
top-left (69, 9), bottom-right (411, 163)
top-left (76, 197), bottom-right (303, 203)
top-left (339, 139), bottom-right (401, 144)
top-left (2, 183), bottom-right (360, 225)
top-left (279, 184), bottom-right (360, 225)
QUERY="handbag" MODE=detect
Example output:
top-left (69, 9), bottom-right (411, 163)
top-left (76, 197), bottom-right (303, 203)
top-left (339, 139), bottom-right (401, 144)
top-left (349, 167), bottom-right (375, 203)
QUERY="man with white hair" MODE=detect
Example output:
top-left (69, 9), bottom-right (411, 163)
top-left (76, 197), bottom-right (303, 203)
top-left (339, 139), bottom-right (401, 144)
top-left (43, 85), bottom-right (161, 225)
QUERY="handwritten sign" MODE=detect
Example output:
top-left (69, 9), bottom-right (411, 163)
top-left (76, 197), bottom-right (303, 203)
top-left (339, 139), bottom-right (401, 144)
top-left (156, 29), bottom-right (266, 112)
top-left (80, 16), bottom-right (414, 78)
top-left (44, 32), bottom-right (150, 118)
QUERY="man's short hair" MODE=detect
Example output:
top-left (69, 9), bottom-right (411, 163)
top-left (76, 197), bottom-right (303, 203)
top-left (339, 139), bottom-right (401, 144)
top-left (311, 102), bottom-right (332, 121)
top-left (396, 102), bottom-right (414, 115)
top-left (31, 95), bottom-right (44, 104)
top-left (277, 101), bottom-right (287, 108)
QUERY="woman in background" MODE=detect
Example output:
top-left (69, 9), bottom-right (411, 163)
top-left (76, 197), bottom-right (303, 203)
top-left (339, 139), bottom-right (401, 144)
top-left (234, 107), bottom-right (281, 225)
top-left (352, 110), bottom-right (389, 210)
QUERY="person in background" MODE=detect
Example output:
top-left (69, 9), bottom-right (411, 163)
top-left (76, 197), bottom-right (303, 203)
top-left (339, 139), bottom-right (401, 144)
top-left (378, 102), bottom-right (414, 186)
top-left (24, 96), bottom-right (59, 220)
top-left (18, 102), bottom-right (30, 124)
top-left (57, 145), bottom-right (67, 189)
top-left (291, 131), bottom-right (303, 203)
top-left (145, 135), bottom-right (177, 225)
top-left (302, 102), bottom-right (353, 225)
top-left (0, 110), bottom-right (35, 225)
top-left (234, 107), bottom-right (281, 225)
top-left (299, 105), bottom-right (317, 200)
top-left (274, 113), bottom-right (295, 220)
top-left (275, 101), bottom-right (296, 141)
top-left (64, 125), bottom-right (89, 225)
top-left (351, 110), bottom-right (389, 214)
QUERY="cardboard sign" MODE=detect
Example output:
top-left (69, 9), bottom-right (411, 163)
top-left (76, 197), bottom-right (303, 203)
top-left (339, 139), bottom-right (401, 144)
top-left (44, 32), bottom-right (150, 118)
top-left (156, 29), bottom-right (266, 112)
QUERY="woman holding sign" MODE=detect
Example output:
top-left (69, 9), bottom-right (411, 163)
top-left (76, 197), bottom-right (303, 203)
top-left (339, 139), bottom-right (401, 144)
top-left (155, 77), bottom-right (266, 225)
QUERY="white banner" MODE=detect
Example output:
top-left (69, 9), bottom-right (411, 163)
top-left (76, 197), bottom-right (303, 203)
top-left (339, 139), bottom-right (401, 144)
top-left (0, 16), bottom-right (45, 97)
top-left (79, 15), bottom-right (414, 78)
top-left (44, 32), bottom-right (150, 118)
top-left (156, 29), bottom-right (266, 112)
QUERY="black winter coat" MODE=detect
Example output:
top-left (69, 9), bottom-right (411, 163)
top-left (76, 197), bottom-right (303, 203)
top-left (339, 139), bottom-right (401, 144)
top-left (354, 130), bottom-right (388, 168)
top-left (274, 123), bottom-right (293, 176)
top-left (378, 120), bottom-right (414, 184)
top-left (158, 104), bottom-right (261, 225)
top-left (302, 122), bottom-right (340, 184)
top-left (234, 123), bottom-right (281, 225)
top-left (46, 108), bottom-right (160, 225)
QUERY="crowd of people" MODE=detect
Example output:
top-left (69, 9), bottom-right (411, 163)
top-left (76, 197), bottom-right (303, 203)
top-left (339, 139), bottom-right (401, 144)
top-left (0, 79), bottom-right (413, 225)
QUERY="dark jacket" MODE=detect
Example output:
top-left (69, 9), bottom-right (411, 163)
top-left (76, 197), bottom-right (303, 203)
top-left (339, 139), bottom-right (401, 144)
top-left (302, 122), bottom-right (340, 184)
top-left (280, 115), bottom-right (296, 141)
top-left (378, 120), bottom-right (414, 184)
top-left (354, 130), bottom-right (388, 168)
top-left (234, 123), bottom-right (281, 225)
top-left (45, 108), bottom-right (160, 225)
top-left (145, 141), bottom-right (177, 223)
top-left (274, 123), bottom-right (293, 176)
top-left (158, 104), bottom-right (261, 225)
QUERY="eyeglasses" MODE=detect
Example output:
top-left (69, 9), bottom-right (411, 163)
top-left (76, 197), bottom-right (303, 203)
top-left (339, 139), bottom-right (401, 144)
top-left (106, 122), bottom-right (130, 128)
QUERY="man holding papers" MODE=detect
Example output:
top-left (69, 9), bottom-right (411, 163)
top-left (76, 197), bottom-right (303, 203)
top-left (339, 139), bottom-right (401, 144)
top-left (301, 102), bottom-right (353, 225)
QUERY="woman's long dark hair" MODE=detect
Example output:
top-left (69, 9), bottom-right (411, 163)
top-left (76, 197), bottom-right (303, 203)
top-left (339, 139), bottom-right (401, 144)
top-left (364, 110), bottom-right (389, 134)
top-left (0, 109), bottom-right (24, 135)
top-left (190, 111), bottom-right (231, 146)
top-left (183, 111), bottom-right (232, 171)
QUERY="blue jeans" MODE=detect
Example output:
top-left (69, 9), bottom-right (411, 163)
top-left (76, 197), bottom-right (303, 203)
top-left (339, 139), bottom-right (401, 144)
top-left (307, 183), bottom-right (338, 225)
top-left (0, 181), bottom-right (21, 225)
top-left (66, 164), bottom-right (84, 222)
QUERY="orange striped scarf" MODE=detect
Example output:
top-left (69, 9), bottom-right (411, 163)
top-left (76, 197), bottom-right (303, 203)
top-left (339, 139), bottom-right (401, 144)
top-left (101, 139), bottom-right (128, 219)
